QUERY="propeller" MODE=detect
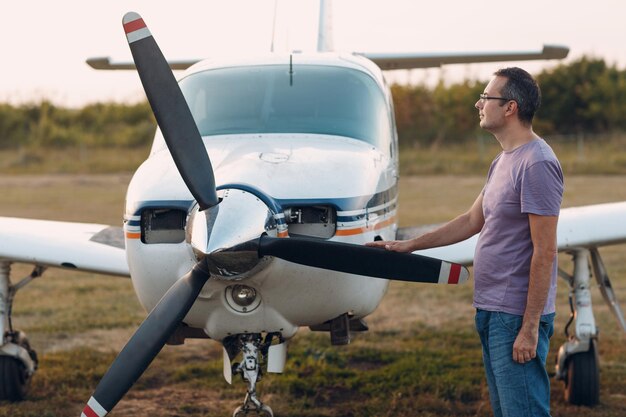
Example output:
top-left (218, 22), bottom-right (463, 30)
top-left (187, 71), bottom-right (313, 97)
top-left (122, 12), bottom-right (218, 211)
top-left (258, 235), bottom-right (469, 285)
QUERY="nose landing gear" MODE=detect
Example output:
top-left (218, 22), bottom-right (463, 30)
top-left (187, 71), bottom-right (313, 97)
top-left (227, 334), bottom-right (276, 417)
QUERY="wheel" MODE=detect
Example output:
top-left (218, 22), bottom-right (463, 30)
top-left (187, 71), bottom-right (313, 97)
top-left (564, 339), bottom-right (600, 406)
top-left (0, 331), bottom-right (38, 402)
top-left (0, 356), bottom-right (30, 401)
top-left (232, 404), bottom-right (273, 417)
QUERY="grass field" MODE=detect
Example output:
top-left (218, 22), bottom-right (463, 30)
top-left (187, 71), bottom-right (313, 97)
top-left (0, 174), bottom-right (625, 416)
top-left (3, 132), bottom-right (626, 177)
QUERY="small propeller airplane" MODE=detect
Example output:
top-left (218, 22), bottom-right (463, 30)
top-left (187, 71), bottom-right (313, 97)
top-left (0, 1), bottom-right (625, 416)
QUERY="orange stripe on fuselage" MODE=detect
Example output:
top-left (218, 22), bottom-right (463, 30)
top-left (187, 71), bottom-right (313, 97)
top-left (126, 232), bottom-right (141, 239)
top-left (335, 215), bottom-right (396, 236)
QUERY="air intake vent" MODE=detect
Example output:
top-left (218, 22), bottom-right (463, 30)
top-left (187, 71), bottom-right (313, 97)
top-left (141, 208), bottom-right (186, 244)
top-left (284, 206), bottom-right (336, 239)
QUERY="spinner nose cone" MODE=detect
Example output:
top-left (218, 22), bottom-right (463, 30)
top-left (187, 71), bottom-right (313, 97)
top-left (189, 188), bottom-right (278, 279)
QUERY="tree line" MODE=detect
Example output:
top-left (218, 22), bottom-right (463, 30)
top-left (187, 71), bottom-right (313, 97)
top-left (394, 56), bottom-right (626, 147)
top-left (0, 101), bottom-right (155, 149)
top-left (1, 57), bottom-right (624, 150)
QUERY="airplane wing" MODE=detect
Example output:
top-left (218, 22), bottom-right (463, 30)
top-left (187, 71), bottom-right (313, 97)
top-left (0, 217), bottom-right (129, 277)
top-left (398, 201), bottom-right (626, 266)
top-left (87, 45), bottom-right (568, 72)
top-left (86, 57), bottom-right (198, 70)
top-left (357, 44), bottom-right (569, 71)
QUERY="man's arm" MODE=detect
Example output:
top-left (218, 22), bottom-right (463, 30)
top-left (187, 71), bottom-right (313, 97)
top-left (512, 213), bottom-right (559, 363)
top-left (366, 193), bottom-right (485, 253)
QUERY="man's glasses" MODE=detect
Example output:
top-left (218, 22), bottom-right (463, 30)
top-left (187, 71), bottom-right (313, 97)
top-left (479, 93), bottom-right (512, 102)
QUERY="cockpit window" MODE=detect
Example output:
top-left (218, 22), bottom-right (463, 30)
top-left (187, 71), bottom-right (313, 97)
top-left (178, 64), bottom-right (391, 150)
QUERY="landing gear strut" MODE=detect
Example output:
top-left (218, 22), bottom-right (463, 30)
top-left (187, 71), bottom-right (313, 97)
top-left (226, 334), bottom-right (280, 417)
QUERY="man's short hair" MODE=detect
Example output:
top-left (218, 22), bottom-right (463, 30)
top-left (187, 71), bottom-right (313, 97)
top-left (494, 67), bottom-right (541, 126)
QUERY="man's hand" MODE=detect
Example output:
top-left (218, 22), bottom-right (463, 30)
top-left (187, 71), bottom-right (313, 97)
top-left (365, 240), bottom-right (414, 253)
top-left (512, 325), bottom-right (539, 363)
top-left (366, 193), bottom-right (485, 255)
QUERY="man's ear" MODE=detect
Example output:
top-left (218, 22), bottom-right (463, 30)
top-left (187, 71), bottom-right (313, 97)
top-left (504, 100), bottom-right (518, 117)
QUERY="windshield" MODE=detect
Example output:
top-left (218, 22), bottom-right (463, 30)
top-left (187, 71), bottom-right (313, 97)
top-left (179, 64), bottom-right (391, 149)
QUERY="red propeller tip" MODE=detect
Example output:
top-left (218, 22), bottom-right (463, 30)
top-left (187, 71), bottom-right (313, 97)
top-left (122, 12), bottom-right (150, 43)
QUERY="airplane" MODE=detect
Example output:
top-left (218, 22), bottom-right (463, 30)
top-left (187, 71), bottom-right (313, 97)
top-left (0, 1), bottom-right (624, 416)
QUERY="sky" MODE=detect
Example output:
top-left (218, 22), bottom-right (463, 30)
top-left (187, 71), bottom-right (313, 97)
top-left (1, 0), bottom-right (625, 107)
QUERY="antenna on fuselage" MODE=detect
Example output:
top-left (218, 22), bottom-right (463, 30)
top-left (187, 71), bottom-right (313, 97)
top-left (270, 0), bottom-right (278, 52)
top-left (317, 0), bottom-right (334, 52)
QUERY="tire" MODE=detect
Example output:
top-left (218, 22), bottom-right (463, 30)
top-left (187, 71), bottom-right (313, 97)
top-left (0, 356), bottom-right (30, 401)
top-left (232, 404), bottom-right (273, 417)
top-left (564, 339), bottom-right (600, 406)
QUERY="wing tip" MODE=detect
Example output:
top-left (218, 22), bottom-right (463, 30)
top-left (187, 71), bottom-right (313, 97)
top-left (542, 44), bottom-right (569, 59)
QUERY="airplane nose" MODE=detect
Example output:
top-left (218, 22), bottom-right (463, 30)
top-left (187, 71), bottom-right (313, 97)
top-left (188, 188), bottom-right (277, 279)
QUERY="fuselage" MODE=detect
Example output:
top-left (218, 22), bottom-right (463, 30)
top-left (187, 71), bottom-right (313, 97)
top-left (123, 53), bottom-right (399, 341)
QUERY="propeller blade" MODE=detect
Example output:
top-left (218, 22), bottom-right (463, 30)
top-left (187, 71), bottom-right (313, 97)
top-left (258, 236), bottom-right (469, 285)
top-left (122, 12), bottom-right (218, 210)
top-left (81, 261), bottom-right (210, 417)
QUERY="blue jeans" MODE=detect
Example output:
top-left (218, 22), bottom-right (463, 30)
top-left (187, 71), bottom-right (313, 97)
top-left (475, 309), bottom-right (555, 417)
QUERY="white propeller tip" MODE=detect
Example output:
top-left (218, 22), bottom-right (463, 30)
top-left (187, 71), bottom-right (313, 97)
top-left (123, 11), bottom-right (142, 24)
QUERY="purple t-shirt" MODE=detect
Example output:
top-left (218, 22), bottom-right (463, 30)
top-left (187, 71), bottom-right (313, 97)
top-left (473, 138), bottom-right (563, 315)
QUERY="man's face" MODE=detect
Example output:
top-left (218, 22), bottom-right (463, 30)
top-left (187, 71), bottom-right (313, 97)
top-left (475, 76), bottom-right (510, 132)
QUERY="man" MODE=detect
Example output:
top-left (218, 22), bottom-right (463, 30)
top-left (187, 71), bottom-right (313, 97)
top-left (367, 67), bottom-right (563, 416)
